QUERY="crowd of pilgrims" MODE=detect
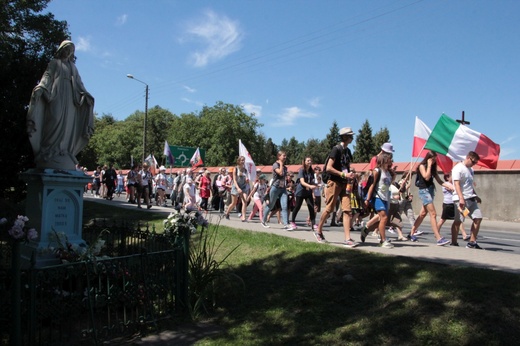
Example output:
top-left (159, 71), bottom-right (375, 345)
top-left (84, 153), bottom-right (424, 243)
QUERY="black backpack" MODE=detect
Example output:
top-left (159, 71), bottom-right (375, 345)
top-left (322, 144), bottom-right (344, 183)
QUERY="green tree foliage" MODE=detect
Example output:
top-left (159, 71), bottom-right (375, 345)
top-left (373, 126), bottom-right (391, 155)
top-left (301, 138), bottom-right (329, 166)
top-left (353, 120), bottom-right (374, 163)
top-left (0, 0), bottom-right (69, 201)
top-left (260, 137), bottom-right (278, 165)
top-left (279, 137), bottom-right (304, 165)
top-left (169, 102), bottom-right (261, 167)
top-left (324, 120), bottom-right (340, 151)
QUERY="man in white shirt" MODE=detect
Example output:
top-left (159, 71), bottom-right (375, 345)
top-left (451, 151), bottom-right (483, 249)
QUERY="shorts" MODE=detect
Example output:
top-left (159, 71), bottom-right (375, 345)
top-left (441, 203), bottom-right (455, 220)
top-left (371, 197), bottom-right (389, 214)
top-left (324, 180), bottom-right (351, 214)
top-left (454, 197), bottom-right (483, 222)
top-left (418, 186), bottom-right (435, 206)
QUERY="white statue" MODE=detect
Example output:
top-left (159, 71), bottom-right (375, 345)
top-left (27, 40), bottom-right (94, 170)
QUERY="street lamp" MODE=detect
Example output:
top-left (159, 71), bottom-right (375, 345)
top-left (127, 74), bottom-right (149, 164)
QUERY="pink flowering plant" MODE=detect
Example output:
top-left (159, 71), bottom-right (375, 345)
top-left (1, 215), bottom-right (38, 243)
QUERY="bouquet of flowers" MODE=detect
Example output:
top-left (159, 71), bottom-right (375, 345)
top-left (1, 215), bottom-right (38, 243)
top-left (163, 209), bottom-right (208, 240)
top-left (49, 229), bottom-right (107, 263)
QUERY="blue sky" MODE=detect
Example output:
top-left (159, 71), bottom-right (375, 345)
top-left (46, 0), bottom-right (519, 163)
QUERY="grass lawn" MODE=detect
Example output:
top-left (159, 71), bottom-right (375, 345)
top-left (85, 202), bottom-right (520, 345)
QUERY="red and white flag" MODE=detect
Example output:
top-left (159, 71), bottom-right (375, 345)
top-left (239, 139), bottom-right (257, 182)
top-left (190, 147), bottom-right (203, 168)
top-left (413, 116), bottom-right (453, 173)
top-left (145, 154), bottom-right (158, 175)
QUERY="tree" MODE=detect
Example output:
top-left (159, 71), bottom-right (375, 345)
top-left (373, 126), bottom-right (391, 156)
top-left (169, 102), bottom-right (261, 167)
top-left (0, 0), bottom-right (69, 202)
top-left (324, 121), bottom-right (340, 151)
top-left (353, 120), bottom-right (374, 163)
top-left (279, 137), bottom-right (304, 165)
top-left (301, 138), bottom-right (328, 166)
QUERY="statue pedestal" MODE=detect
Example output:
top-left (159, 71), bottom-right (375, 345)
top-left (20, 169), bottom-right (91, 268)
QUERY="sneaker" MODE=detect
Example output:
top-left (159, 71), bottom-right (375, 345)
top-left (261, 221), bottom-right (270, 228)
top-left (466, 241), bottom-right (483, 250)
top-left (283, 224), bottom-right (294, 231)
top-left (463, 235), bottom-right (471, 241)
top-left (313, 225), bottom-right (318, 231)
top-left (450, 243), bottom-right (459, 246)
top-left (344, 239), bottom-right (359, 248)
top-left (414, 230), bottom-right (424, 236)
top-left (407, 234), bottom-right (418, 242)
top-left (436, 237), bottom-right (450, 246)
top-left (314, 232), bottom-right (326, 243)
top-left (290, 222), bottom-right (298, 229)
top-left (397, 236), bottom-right (408, 241)
top-left (380, 240), bottom-right (394, 248)
top-left (387, 226), bottom-right (396, 234)
top-left (360, 227), bottom-right (369, 243)
top-left (369, 231), bottom-right (379, 238)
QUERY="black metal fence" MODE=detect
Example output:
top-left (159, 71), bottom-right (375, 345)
top-left (0, 222), bottom-right (190, 345)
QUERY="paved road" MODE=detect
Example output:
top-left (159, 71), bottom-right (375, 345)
top-left (84, 194), bottom-right (520, 274)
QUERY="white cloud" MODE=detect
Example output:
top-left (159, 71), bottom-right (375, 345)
top-left (501, 134), bottom-right (518, 145)
top-left (308, 96), bottom-right (322, 108)
top-left (183, 10), bottom-right (243, 67)
top-left (241, 103), bottom-right (262, 117)
top-left (272, 106), bottom-right (317, 127)
top-left (115, 14), bottom-right (128, 26)
top-left (183, 85), bottom-right (196, 93)
top-left (181, 97), bottom-right (203, 107)
top-left (75, 36), bottom-right (91, 52)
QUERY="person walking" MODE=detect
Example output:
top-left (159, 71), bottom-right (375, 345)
top-left (224, 156), bottom-right (250, 221)
top-left (247, 174), bottom-right (268, 222)
top-left (438, 173), bottom-right (469, 242)
top-left (290, 157), bottom-right (318, 230)
top-left (361, 152), bottom-right (395, 248)
top-left (315, 127), bottom-right (357, 247)
top-left (451, 151), bottom-right (484, 249)
top-left (408, 151), bottom-right (452, 245)
top-left (261, 151), bottom-right (293, 230)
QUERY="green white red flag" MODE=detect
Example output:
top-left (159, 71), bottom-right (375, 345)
top-left (412, 116), bottom-right (453, 173)
top-left (424, 114), bottom-right (500, 169)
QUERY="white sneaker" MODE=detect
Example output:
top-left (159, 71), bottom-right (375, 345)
top-left (387, 227), bottom-right (396, 234)
top-left (283, 224), bottom-right (294, 231)
top-left (380, 240), bottom-right (394, 248)
top-left (415, 230), bottom-right (424, 236)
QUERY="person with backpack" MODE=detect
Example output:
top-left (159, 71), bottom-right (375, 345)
top-left (315, 127), bottom-right (357, 247)
top-left (361, 152), bottom-right (395, 248)
top-left (408, 151), bottom-right (453, 245)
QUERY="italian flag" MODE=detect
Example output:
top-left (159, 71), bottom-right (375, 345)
top-left (424, 114), bottom-right (500, 169)
top-left (412, 117), bottom-right (453, 173)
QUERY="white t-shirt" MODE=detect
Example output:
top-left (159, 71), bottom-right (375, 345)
top-left (451, 162), bottom-right (476, 201)
top-left (253, 182), bottom-right (267, 200)
top-left (442, 182), bottom-right (454, 204)
top-left (389, 183), bottom-right (400, 205)
top-left (375, 168), bottom-right (392, 201)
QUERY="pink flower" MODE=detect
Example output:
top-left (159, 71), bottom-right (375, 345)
top-left (27, 228), bottom-right (38, 241)
top-left (8, 226), bottom-right (25, 240)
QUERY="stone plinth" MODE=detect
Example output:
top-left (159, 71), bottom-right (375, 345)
top-left (20, 169), bottom-right (91, 267)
